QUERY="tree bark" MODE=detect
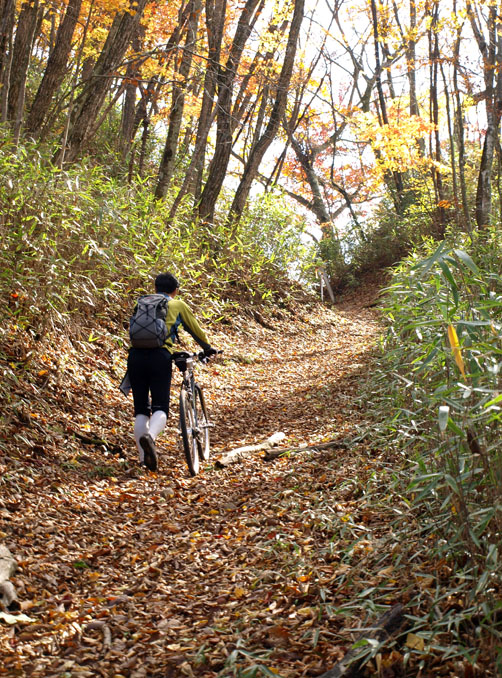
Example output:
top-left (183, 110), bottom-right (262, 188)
top-left (119, 26), bottom-right (145, 159)
top-left (453, 0), bottom-right (471, 231)
top-left (155, 0), bottom-right (201, 200)
top-left (369, 0), bottom-right (404, 214)
top-left (54, 0), bottom-right (149, 166)
top-left (25, 0), bottom-right (83, 137)
top-left (197, 0), bottom-right (264, 222)
top-left (466, 1), bottom-right (502, 228)
top-left (428, 1), bottom-right (446, 234)
top-left (170, 0), bottom-right (244, 218)
top-left (6, 0), bottom-right (40, 137)
top-left (227, 0), bottom-right (305, 223)
top-left (0, 0), bottom-right (14, 122)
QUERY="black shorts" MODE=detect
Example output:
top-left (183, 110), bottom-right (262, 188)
top-left (127, 348), bottom-right (173, 417)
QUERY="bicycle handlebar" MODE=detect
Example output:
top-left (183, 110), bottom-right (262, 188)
top-left (173, 350), bottom-right (223, 370)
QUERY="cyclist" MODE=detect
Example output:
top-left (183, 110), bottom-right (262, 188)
top-left (127, 272), bottom-right (217, 471)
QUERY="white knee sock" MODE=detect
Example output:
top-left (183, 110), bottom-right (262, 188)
top-left (149, 410), bottom-right (167, 440)
top-left (134, 414), bottom-right (150, 462)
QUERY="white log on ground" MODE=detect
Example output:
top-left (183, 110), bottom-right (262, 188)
top-left (263, 437), bottom-right (348, 461)
top-left (215, 432), bottom-right (286, 468)
top-left (0, 544), bottom-right (20, 611)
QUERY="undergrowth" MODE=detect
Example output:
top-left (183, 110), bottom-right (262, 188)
top-left (351, 229), bottom-right (502, 674)
top-left (0, 133), bottom-right (315, 344)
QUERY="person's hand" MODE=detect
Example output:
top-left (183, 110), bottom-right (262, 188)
top-left (204, 346), bottom-right (218, 358)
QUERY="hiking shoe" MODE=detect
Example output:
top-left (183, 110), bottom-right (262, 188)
top-left (140, 434), bottom-right (158, 471)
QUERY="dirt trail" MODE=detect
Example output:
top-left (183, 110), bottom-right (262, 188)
top-left (0, 295), bottom-right (383, 677)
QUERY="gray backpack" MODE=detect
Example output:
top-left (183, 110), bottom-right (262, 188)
top-left (129, 294), bottom-right (168, 348)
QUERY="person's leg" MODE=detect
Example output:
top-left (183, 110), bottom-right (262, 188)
top-left (127, 349), bottom-right (152, 417)
top-left (128, 349), bottom-right (152, 465)
top-left (149, 410), bottom-right (167, 439)
top-left (134, 414), bottom-right (149, 463)
top-left (139, 349), bottom-right (172, 470)
top-left (149, 349), bottom-right (173, 422)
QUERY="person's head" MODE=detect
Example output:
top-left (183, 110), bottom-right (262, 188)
top-left (155, 273), bottom-right (179, 295)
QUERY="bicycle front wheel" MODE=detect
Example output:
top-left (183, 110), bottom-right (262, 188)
top-left (194, 385), bottom-right (210, 461)
top-left (179, 386), bottom-right (199, 476)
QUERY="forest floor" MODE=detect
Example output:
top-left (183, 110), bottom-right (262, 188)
top-left (0, 283), bottom-right (492, 677)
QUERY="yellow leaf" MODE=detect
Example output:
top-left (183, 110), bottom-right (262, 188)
top-left (406, 633), bottom-right (425, 651)
top-left (447, 324), bottom-right (466, 377)
top-left (234, 587), bottom-right (246, 599)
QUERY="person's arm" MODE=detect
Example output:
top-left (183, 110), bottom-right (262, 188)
top-left (178, 300), bottom-right (211, 350)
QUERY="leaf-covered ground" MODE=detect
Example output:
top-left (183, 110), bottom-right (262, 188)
top-left (0, 289), bottom-right (494, 677)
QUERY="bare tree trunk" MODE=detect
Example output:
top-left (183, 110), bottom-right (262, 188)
top-left (370, 0), bottom-right (404, 213)
top-left (170, 0), bottom-right (230, 218)
top-left (466, 1), bottom-right (502, 228)
top-left (440, 62), bottom-right (460, 227)
top-left (54, 0), bottom-right (149, 166)
top-left (119, 26), bottom-right (145, 160)
top-left (453, 0), bottom-right (471, 232)
top-left (290, 136), bottom-right (330, 224)
top-left (429, 1), bottom-right (446, 233)
top-left (0, 0), bottom-right (14, 122)
top-left (228, 0), bottom-right (305, 223)
top-left (7, 0), bottom-right (40, 139)
top-left (25, 0), bottom-right (83, 137)
top-left (155, 0), bottom-right (201, 200)
top-left (197, 0), bottom-right (264, 222)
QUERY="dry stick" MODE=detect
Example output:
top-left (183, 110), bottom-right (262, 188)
top-left (263, 438), bottom-right (349, 461)
top-left (215, 432), bottom-right (286, 468)
top-left (318, 603), bottom-right (405, 678)
top-left (85, 620), bottom-right (112, 653)
top-left (0, 544), bottom-right (20, 612)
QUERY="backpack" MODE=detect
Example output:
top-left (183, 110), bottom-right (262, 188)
top-left (129, 294), bottom-right (169, 348)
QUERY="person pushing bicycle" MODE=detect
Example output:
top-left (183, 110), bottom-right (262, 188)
top-left (125, 272), bottom-right (217, 471)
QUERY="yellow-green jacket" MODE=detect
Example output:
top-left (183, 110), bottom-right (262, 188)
top-left (163, 295), bottom-right (210, 354)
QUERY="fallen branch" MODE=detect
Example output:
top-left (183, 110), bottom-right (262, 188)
top-left (215, 432), bottom-right (285, 468)
top-left (318, 603), bottom-right (405, 678)
top-left (85, 620), bottom-right (112, 652)
top-left (0, 545), bottom-right (20, 612)
top-left (70, 429), bottom-right (124, 457)
top-left (263, 438), bottom-right (349, 461)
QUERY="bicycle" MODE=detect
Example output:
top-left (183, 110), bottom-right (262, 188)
top-left (173, 351), bottom-right (220, 476)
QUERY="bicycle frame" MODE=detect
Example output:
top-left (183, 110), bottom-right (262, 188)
top-left (175, 352), bottom-right (212, 475)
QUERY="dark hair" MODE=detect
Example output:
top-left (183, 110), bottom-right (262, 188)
top-left (155, 273), bottom-right (179, 294)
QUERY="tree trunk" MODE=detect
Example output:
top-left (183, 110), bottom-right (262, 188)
top-left (369, 0), bottom-right (404, 214)
top-left (466, 1), bottom-right (502, 228)
top-left (7, 0), bottom-right (40, 137)
top-left (227, 0), bottom-right (305, 223)
top-left (429, 1), bottom-right (446, 234)
top-left (25, 0), bottom-right (83, 137)
top-left (169, 0), bottom-right (226, 218)
top-left (290, 136), bottom-right (330, 224)
top-left (155, 0), bottom-right (201, 200)
top-left (0, 0), bottom-right (14, 122)
top-left (197, 0), bottom-right (264, 222)
top-left (441, 62), bottom-right (460, 227)
top-left (453, 0), bottom-right (471, 231)
top-left (54, 0), bottom-right (149, 166)
top-left (119, 25), bottom-right (145, 159)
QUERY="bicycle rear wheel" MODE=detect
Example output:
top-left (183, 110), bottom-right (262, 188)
top-left (179, 386), bottom-right (199, 476)
top-left (194, 385), bottom-right (210, 461)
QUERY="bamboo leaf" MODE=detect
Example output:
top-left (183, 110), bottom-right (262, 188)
top-left (447, 324), bottom-right (466, 378)
top-left (453, 249), bottom-right (479, 274)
